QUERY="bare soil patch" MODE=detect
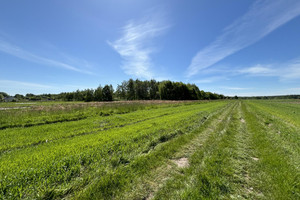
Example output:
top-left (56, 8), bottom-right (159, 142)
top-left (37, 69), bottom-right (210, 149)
top-left (173, 157), bottom-right (189, 168)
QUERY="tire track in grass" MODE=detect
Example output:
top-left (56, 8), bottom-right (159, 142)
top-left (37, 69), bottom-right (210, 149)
top-left (114, 102), bottom-right (237, 200)
top-left (246, 103), bottom-right (300, 171)
top-left (148, 101), bottom-right (269, 200)
top-left (242, 102), bottom-right (300, 199)
top-left (233, 102), bottom-right (261, 199)
top-left (151, 101), bottom-right (299, 199)
top-left (246, 101), bottom-right (300, 130)
top-left (73, 102), bottom-right (233, 200)
top-left (149, 102), bottom-right (240, 199)
top-left (73, 100), bottom-right (299, 199)
top-left (247, 102), bottom-right (300, 155)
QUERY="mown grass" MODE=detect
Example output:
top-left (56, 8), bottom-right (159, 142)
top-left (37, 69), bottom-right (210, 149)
top-left (1, 99), bottom-right (299, 199)
top-left (242, 102), bottom-right (299, 199)
top-left (115, 100), bottom-right (237, 200)
top-left (76, 102), bottom-right (235, 199)
top-left (0, 100), bottom-right (228, 199)
top-left (152, 102), bottom-right (241, 199)
top-left (129, 100), bottom-right (299, 200)
top-left (0, 101), bottom-right (193, 129)
top-left (0, 103), bottom-right (206, 153)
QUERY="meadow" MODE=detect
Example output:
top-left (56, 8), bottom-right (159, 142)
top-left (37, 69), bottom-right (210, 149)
top-left (0, 100), bottom-right (299, 199)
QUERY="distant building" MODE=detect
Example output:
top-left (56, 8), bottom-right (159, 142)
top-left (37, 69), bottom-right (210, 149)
top-left (4, 96), bottom-right (17, 102)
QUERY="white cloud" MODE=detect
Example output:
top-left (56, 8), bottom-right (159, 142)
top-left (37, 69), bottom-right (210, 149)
top-left (0, 80), bottom-right (52, 89)
top-left (0, 80), bottom-right (53, 95)
top-left (0, 40), bottom-right (94, 75)
top-left (0, 80), bottom-right (95, 95)
top-left (187, 0), bottom-right (300, 77)
top-left (109, 16), bottom-right (168, 79)
top-left (239, 64), bottom-right (275, 75)
top-left (240, 58), bottom-right (300, 80)
top-left (280, 59), bottom-right (300, 80)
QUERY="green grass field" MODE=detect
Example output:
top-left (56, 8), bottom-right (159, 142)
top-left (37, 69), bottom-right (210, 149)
top-left (0, 100), bottom-right (299, 199)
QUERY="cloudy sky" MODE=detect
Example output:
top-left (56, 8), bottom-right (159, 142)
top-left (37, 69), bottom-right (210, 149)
top-left (1, 0), bottom-right (300, 96)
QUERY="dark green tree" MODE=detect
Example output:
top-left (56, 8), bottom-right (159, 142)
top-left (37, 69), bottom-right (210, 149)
top-left (0, 92), bottom-right (9, 98)
top-left (116, 81), bottom-right (127, 100)
top-left (149, 79), bottom-right (159, 99)
top-left (74, 90), bottom-right (84, 101)
top-left (159, 81), bottom-right (174, 100)
top-left (84, 89), bottom-right (94, 102)
top-left (14, 94), bottom-right (24, 100)
top-left (102, 85), bottom-right (113, 101)
top-left (94, 86), bottom-right (103, 101)
top-left (127, 79), bottom-right (135, 100)
top-left (135, 79), bottom-right (148, 100)
top-left (65, 92), bottom-right (74, 101)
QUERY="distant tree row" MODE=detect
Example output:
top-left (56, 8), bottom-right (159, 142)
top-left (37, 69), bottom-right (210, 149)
top-left (0, 79), bottom-right (228, 102)
top-left (115, 79), bottom-right (225, 101)
top-left (57, 79), bottom-right (225, 102)
top-left (58, 85), bottom-right (114, 102)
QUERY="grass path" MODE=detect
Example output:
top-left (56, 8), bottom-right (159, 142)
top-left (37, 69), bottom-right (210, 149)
top-left (151, 101), bottom-right (245, 199)
top-left (115, 101), bottom-right (299, 200)
top-left (243, 102), bottom-right (299, 199)
top-left (114, 101), bottom-right (237, 200)
top-left (75, 102), bottom-right (235, 199)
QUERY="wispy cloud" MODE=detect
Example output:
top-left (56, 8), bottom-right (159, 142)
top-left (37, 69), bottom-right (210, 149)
top-left (0, 80), bottom-right (52, 89)
top-left (240, 58), bottom-right (300, 80)
top-left (187, 0), bottom-right (300, 77)
top-left (239, 64), bottom-right (275, 75)
top-left (280, 59), bottom-right (300, 80)
top-left (0, 80), bottom-right (95, 95)
top-left (109, 15), bottom-right (168, 79)
top-left (0, 80), bottom-right (53, 95)
top-left (0, 40), bottom-right (94, 75)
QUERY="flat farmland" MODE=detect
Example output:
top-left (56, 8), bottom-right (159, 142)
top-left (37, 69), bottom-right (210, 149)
top-left (0, 100), bottom-right (299, 199)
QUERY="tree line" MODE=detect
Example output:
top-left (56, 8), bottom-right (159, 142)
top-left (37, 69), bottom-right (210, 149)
top-left (58, 79), bottom-right (225, 101)
top-left (1, 79), bottom-right (227, 102)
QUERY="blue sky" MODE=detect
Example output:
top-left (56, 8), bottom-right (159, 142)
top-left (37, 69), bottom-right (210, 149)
top-left (1, 0), bottom-right (300, 96)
